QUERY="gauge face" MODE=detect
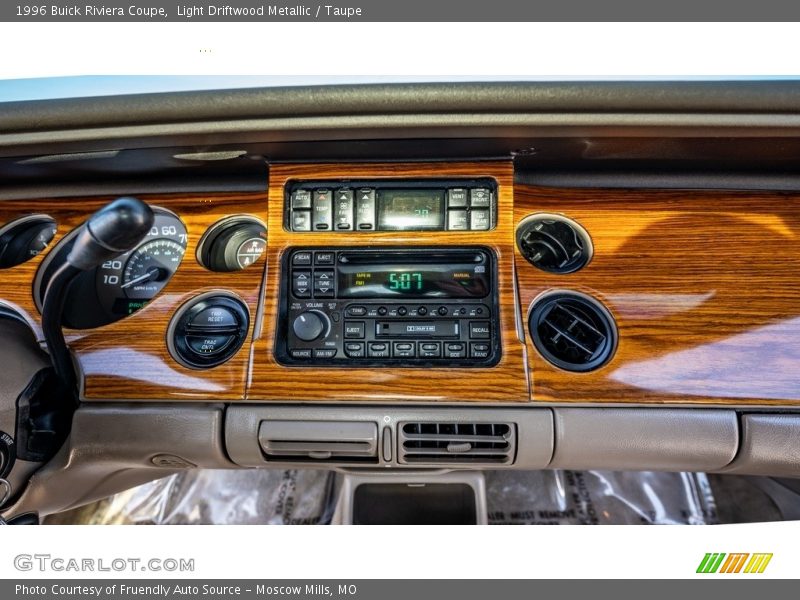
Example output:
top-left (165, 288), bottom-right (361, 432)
top-left (0, 215), bottom-right (57, 269)
top-left (94, 210), bottom-right (188, 320)
top-left (122, 239), bottom-right (186, 299)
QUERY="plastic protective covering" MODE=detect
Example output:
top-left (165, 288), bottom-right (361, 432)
top-left (485, 470), bottom-right (717, 525)
top-left (48, 468), bottom-right (717, 525)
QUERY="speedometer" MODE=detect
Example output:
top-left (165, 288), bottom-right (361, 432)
top-left (121, 239), bottom-right (186, 300)
top-left (95, 210), bottom-right (188, 318)
top-left (35, 207), bottom-right (189, 329)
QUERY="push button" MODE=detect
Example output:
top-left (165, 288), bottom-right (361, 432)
top-left (447, 209), bottom-right (468, 230)
top-left (292, 251), bottom-right (312, 266)
top-left (292, 270), bottom-right (312, 298)
top-left (447, 188), bottom-right (468, 208)
top-left (313, 348), bottom-right (337, 359)
top-left (312, 189), bottom-right (333, 230)
top-left (344, 321), bottom-right (365, 339)
top-left (314, 251), bottom-right (335, 265)
top-left (392, 342), bottom-right (416, 358)
top-left (289, 348), bottom-right (313, 359)
top-left (346, 305), bottom-right (367, 317)
top-left (469, 321), bottom-right (491, 339)
top-left (345, 342), bottom-right (366, 358)
top-left (368, 342), bottom-right (390, 358)
top-left (418, 342), bottom-right (441, 358)
top-left (469, 188), bottom-right (492, 208)
top-left (356, 188), bottom-right (376, 230)
top-left (444, 342), bottom-right (466, 358)
top-left (291, 189), bottom-right (312, 209)
top-left (470, 342), bottom-right (491, 359)
top-left (190, 306), bottom-right (238, 329)
top-left (291, 210), bottom-right (311, 232)
top-left (313, 269), bottom-right (335, 297)
top-left (470, 209), bottom-right (491, 231)
top-left (187, 334), bottom-right (234, 356)
top-left (334, 189), bottom-right (354, 230)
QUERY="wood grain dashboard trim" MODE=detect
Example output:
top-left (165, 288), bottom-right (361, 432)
top-left (515, 184), bottom-right (800, 406)
top-left (247, 161), bottom-right (531, 403)
top-left (0, 191), bottom-right (268, 401)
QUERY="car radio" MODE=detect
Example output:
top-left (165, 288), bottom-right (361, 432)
top-left (275, 247), bottom-right (500, 367)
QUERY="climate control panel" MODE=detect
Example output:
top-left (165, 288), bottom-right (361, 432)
top-left (275, 247), bottom-right (500, 367)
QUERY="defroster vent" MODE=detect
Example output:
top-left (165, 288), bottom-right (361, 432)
top-left (398, 422), bottom-right (515, 465)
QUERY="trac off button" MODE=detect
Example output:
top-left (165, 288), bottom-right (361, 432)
top-left (469, 321), bottom-right (491, 339)
top-left (187, 335), bottom-right (234, 356)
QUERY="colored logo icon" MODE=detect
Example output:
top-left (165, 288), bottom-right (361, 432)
top-left (696, 553), bottom-right (773, 574)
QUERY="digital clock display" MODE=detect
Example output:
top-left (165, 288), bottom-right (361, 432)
top-left (376, 189), bottom-right (445, 230)
top-left (338, 264), bottom-right (489, 298)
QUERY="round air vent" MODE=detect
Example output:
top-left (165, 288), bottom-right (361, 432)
top-left (529, 291), bottom-right (616, 372)
top-left (516, 214), bottom-right (592, 274)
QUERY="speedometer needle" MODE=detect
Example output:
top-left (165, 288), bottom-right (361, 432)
top-left (120, 268), bottom-right (161, 289)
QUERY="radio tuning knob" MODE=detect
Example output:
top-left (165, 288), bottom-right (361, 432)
top-left (292, 311), bottom-right (330, 342)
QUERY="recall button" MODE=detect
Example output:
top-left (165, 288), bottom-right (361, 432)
top-left (469, 321), bottom-right (491, 339)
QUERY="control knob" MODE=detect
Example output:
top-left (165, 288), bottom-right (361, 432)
top-left (292, 311), bottom-right (330, 342)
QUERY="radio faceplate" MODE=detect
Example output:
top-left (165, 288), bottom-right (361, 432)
top-left (275, 247), bottom-right (501, 367)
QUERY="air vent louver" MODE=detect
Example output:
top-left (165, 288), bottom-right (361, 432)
top-left (258, 420), bottom-right (378, 463)
top-left (516, 214), bottom-right (592, 274)
top-left (398, 422), bottom-right (515, 465)
top-left (529, 292), bottom-right (617, 372)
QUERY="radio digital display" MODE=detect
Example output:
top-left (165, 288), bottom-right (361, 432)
top-left (376, 189), bottom-right (445, 230)
top-left (338, 264), bottom-right (489, 298)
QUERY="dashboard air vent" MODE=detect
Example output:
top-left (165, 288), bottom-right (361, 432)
top-left (398, 422), bottom-right (515, 465)
top-left (258, 420), bottom-right (378, 463)
top-left (516, 214), bottom-right (592, 274)
top-left (529, 291), bottom-right (617, 372)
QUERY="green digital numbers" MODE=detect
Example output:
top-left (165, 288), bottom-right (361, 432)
top-left (387, 272), bottom-right (423, 291)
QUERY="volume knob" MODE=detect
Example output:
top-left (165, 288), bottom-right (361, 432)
top-left (292, 311), bottom-right (329, 342)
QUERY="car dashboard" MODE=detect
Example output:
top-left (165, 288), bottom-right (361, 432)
top-left (1, 81), bottom-right (800, 520)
